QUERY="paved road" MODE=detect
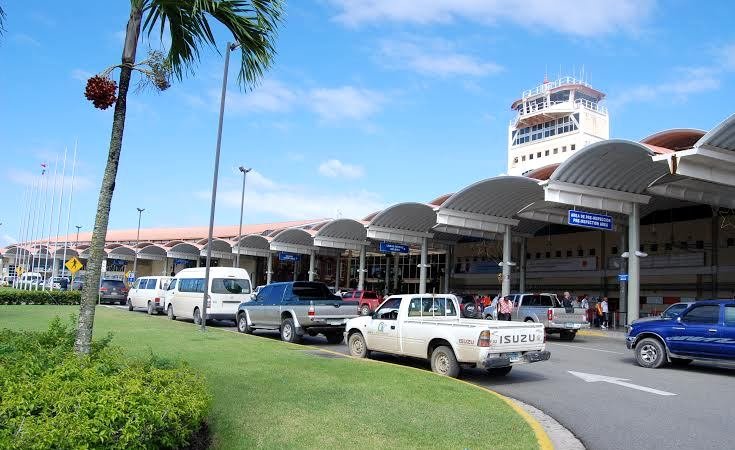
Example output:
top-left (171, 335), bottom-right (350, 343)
top-left (118, 307), bottom-right (735, 450)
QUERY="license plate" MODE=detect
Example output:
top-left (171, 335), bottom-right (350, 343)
top-left (565, 323), bottom-right (579, 329)
top-left (326, 320), bottom-right (345, 326)
top-left (507, 352), bottom-right (521, 363)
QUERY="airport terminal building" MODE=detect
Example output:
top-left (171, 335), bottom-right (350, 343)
top-left (4, 77), bottom-right (735, 325)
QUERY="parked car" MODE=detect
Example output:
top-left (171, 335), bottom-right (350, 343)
top-left (127, 276), bottom-right (172, 314)
top-left (17, 272), bottom-right (44, 289)
top-left (45, 276), bottom-right (70, 290)
top-left (165, 267), bottom-right (252, 325)
top-left (343, 290), bottom-right (383, 316)
top-left (627, 299), bottom-right (735, 368)
top-left (71, 279), bottom-right (84, 291)
top-left (458, 294), bottom-right (483, 319)
top-left (501, 293), bottom-right (589, 341)
top-left (236, 281), bottom-right (360, 344)
top-left (99, 279), bottom-right (128, 305)
top-left (345, 294), bottom-right (550, 377)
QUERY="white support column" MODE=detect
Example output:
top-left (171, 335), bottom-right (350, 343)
top-left (419, 237), bottom-right (428, 294)
top-left (335, 254), bottom-right (341, 291)
top-left (266, 252), bottom-right (273, 284)
top-left (443, 248), bottom-right (451, 293)
top-left (384, 254), bottom-right (390, 295)
top-left (393, 253), bottom-right (400, 291)
top-left (519, 238), bottom-right (527, 293)
top-left (308, 250), bottom-right (316, 281)
top-left (627, 204), bottom-right (640, 324)
top-left (502, 225), bottom-right (512, 297)
top-left (358, 246), bottom-right (366, 290)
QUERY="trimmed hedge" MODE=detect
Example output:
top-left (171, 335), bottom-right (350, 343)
top-left (0, 288), bottom-right (81, 305)
top-left (0, 319), bottom-right (211, 449)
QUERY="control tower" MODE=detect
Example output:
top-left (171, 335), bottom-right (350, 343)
top-left (507, 76), bottom-right (609, 175)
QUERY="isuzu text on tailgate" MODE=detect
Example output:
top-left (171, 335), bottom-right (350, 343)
top-left (345, 294), bottom-right (550, 377)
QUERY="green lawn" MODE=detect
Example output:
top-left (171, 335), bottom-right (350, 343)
top-left (0, 306), bottom-right (538, 450)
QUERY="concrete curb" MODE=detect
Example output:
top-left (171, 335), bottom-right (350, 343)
top-left (508, 398), bottom-right (585, 450)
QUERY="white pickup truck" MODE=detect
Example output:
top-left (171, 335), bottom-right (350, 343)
top-left (344, 294), bottom-right (550, 378)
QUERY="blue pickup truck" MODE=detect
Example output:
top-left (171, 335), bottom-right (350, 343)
top-left (626, 299), bottom-right (735, 368)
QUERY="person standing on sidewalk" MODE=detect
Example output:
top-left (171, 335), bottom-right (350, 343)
top-left (601, 296), bottom-right (609, 329)
top-left (497, 296), bottom-right (514, 321)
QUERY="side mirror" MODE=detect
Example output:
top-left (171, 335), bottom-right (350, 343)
top-left (676, 316), bottom-right (682, 323)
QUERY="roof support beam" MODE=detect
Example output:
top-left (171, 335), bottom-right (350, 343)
top-left (366, 226), bottom-right (433, 245)
top-left (436, 209), bottom-right (519, 234)
top-left (656, 148), bottom-right (735, 187)
top-left (231, 246), bottom-right (270, 258)
top-left (313, 236), bottom-right (367, 252)
top-left (545, 180), bottom-right (650, 215)
top-left (432, 224), bottom-right (501, 240)
top-left (647, 183), bottom-right (735, 209)
top-left (269, 242), bottom-right (315, 255)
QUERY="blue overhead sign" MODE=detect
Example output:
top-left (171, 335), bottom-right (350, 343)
top-left (568, 210), bottom-right (613, 231)
top-left (618, 274), bottom-right (629, 282)
top-left (379, 242), bottom-right (409, 253)
top-left (278, 252), bottom-right (300, 262)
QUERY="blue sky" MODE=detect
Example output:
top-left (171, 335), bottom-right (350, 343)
top-left (2, 0), bottom-right (735, 246)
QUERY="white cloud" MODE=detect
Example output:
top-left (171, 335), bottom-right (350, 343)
top-left (0, 234), bottom-right (17, 247)
top-left (328, 0), bottom-right (655, 36)
top-left (308, 86), bottom-right (385, 121)
top-left (201, 172), bottom-right (384, 221)
top-left (12, 33), bottom-right (41, 47)
top-left (71, 69), bottom-right (93, 83)
top-left (720, 43), bottom-right (735, 70)
top-left (224, 79), bottom-right (296, 114)
top-left (612, 67), bottom-right (720, 108)
top-left (318, 159), bottom-right (364, 178)
top-left (379, 37), bottom-right (503, 77)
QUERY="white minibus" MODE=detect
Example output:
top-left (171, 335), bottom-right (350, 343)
top-left (164, 267), bottom-right (251, 324)
top-left (127, 276), bottom-right (172, 314)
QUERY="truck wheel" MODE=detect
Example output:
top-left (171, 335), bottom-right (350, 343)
top-left (486, 366), bottom-right (512, 376)
top-left (126, 299), bottom-right (134, 311)
top-left (348, 332), bottom-right (370, 358)
top-left (147, 301), bottom-right (155, 315)
top-left (167, 305), bottom-right (176, 320)
top-left (280, 318), bottom-right (302, 344)
top-left (670, 357), bottom-right (692, 366)
top-left (237, 312), bottom-right (253, 334)
top-left (325, 332), bottom-right (344, 345)
top-left (193, 308), bottom-right (202, 325)
top-left (560, 330), bottom-right (576, 341)
top-left (635, 337), bottom-right (667, 368)
top-left (360, 304), bottom-right (371, 316)
top-left (430, 346), bottom-right (460, 378)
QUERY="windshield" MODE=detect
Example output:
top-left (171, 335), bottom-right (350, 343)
top-left (662, 303), bottom-right (689, 319)
top-left (211, 278), bottom-right (251, 294)
top-left (292, 282), bottom-right (339, 299)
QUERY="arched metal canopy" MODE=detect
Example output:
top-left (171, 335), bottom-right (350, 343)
top-left (313, 219), bottom-right (367, 251)
top-left (436, 176), bottom-right (544, 236)
top-left (53, 246), bottom-right (79, 258)
top-left (367, 202), bottom-right (436, 245)
top-left (165, 241), bottom-right (201, 260)
top-left (106, 245), bottom-right (136, 262)
top-left (269, 228), bottom-right (315, 254)
top-left (546, 140), bottom-right (664, 214)
top-left (1, 245), bottom-right (30, 258)
top-left (136, 244), bottom-right (167, 261)
top-left (232, 234), bottom-right (271, 258)
top-left (77, 244), bottom-right (106, 260)
top-left (641, 129), bottom-right (705, 150)
top-left (196, 238), bottom-right (233, 260)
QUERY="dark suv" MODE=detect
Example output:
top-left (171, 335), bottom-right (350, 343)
top-left (99, 279), bottom-right (128, 305)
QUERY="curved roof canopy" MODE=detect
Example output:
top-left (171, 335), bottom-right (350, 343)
top-left (107, 245), bottom-right (136, 261)
top-left (547, 140), bottom-right (664, 214)
top-left (313, 219), bottom-right (367, 251)
top-left (196, 238), bottom-right (233, 260)
top-left (53, 246), bottom-right (79, 258)
top-left (695, 113), bottom-right (735, 152)
top-left (367, 203), bottom-right (436, 245)
top-left (641, 129), bottom-right (705, 150)
top-left (78, 246), bottom-right (106, 259)
top-left (136, 244), bottom-right (167, 261)
top-left (269, 228), bottom-right (315, 254)
top-left (1, 245), bottom-right (29, 258)
top-left (436, 177), bottom-right (543, 236)
top-left (232, 234), bottom-right (271, 258)
top-left (166, 241), bottom-right (201, 260)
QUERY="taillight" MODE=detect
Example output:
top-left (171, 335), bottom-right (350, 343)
top-left (308, 304), bottom-right (315, 317)
top-left (547, 309), bottom-right (554, 321)
top-left (478, 330), bottom-right (493, 347)
top-left (99, 287), bottom-right (108, 293)
top-left (154, 297), bottom-right (160, 304)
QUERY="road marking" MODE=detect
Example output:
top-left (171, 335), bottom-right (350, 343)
top-left (550, 343), bottom-right (625, 355)
top-left (568, 371), bottom-right (677, 396)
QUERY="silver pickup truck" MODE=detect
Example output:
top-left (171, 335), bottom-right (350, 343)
top-left (236, 281), bottom-right (359, 344)
top-left (486, 293), bottom-right (589, 341)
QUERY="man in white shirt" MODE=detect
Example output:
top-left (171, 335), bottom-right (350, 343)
top-left (601, 296), bottom-right (609, 329)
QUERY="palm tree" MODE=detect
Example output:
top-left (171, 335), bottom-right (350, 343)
top-left (74, 0), bottom-right (284, 355)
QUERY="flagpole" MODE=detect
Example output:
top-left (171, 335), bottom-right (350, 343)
top-left (19, 179), bottom-right (36, 288)
top-left (61, 142), bottom-right (78, 278)
top-left (44, 156), bottom-right (59, 290)
top-left (25, 175), bottom-right (41, 289)
top-left (54, 148), bottom-right (68, 277)
top-left (39, 162), bottom-right (51, 290)
top-left (13, 186), bottom-right (29, 277)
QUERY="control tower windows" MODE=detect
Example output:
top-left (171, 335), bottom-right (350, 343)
top-left (571, 144), bottom-right (576, 151)
top-left (553, 148), bottom-right (558, 154)
top-left (562, 146), bottom-right (567, 152)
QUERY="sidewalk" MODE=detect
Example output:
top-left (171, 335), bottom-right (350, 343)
top-left (577, 327), bottom-right (627, 340)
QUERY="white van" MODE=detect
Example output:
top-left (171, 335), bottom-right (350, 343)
top-left (127, 276), bottom-right (172, 315)
top-left (164, 267), bottom-right (251, 325)
top-left (17, 272), bottom-right (43, 288)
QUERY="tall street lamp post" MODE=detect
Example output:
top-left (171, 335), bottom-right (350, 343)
top-left (235, 166), bottom-right (251, 268)
top-left (202, 41), bottom-right (241, 332)
top-left (132, 208), bottom-right (144, 276)
top-left (75, 225), bottom-right (82, 247)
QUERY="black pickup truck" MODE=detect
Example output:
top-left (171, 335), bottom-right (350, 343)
top-left (236, 281), bottom-right (359, 344)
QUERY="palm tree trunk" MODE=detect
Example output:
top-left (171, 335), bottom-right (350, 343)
top-left (74, 5), bottom-right (142, 355)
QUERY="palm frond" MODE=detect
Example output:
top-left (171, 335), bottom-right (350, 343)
top-left (0, 7), bottom-right (6, 35)
top-left (142, 0), bottom-right (284, 90)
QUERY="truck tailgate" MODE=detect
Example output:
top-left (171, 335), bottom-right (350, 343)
top-left (311, 300), bottom-right (359, 321)
top-left (551, 308), bottom-right (589, 328)
top-left (490, 324), bottom-right (546, 352)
